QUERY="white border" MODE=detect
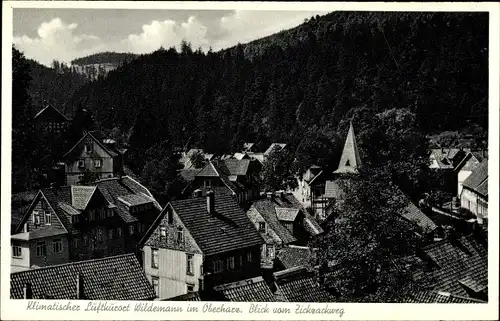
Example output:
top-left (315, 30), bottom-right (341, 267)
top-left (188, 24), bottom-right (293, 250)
top-left (2, 2), bottom-right (499, 320)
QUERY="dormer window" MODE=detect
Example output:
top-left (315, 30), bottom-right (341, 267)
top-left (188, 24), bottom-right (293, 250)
top-left (44, 210), bottom-right (52, 225)
top-left (93, 159), bottom-right (102, 168)
top-left (78, 159), bottom-right (85, 168)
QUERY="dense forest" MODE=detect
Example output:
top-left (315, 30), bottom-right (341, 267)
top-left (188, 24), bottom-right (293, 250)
top-left (13, 11), bottom-right (488, 199)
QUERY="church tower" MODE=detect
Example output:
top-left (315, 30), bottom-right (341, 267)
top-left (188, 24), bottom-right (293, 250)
top-left (334, 121), bottom-right (361, 174)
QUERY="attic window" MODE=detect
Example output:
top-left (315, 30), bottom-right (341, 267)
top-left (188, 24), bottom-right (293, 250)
top-left (167, 207), bottom-right (173, 225)
top-left (160, 226), bottom-right (167, 240)
top-left (44, 210), bottom-right (52, 225)
top-left (85, 139), bottom-right (93, 153)
top-left (33, 211), bottom-right (40, 225)
top-left (177, 228), bottom-right (184, 244)
top-left (93, 159), bottom-right (102, 168)
top-left (78, 159), bottom-right (85, 168)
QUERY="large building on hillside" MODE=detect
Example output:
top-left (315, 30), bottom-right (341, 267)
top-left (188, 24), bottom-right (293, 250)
top-left (10, 176), bottom-right (160, 272)
top-left (33, 103), bottom-right (69, 134)
top-left (140, 192), bottom-right (264, 300)
top-left (63, 130), bottom-right (127, 185)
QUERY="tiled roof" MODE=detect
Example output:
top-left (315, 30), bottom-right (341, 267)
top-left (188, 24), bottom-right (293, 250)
top-left (402, 201), bottom-right (437, 232)
top-left (196, 162), bottom-right (220, 177)
top-left (247, 152), bottom-right (265, 164)
top-left (164, 292), bottom-right (201, 301)
top-left (213, 276), bottom-right (275, 302)
top-left (334, 122), bottom-right (361, 174)
top-left (96, 176), bottom-right (161, 223)
top-left (264, 143), bottom-right (287, 156)
top-left (41, 187), bottom-right (75, 232)
top-left (429, 149), bottom-right (456, 169)
top-left (463, 160), bottom-right (488, 196)
top-left (251, 193), bottom-right (323, 243)
top-left (277, 246), bottom-right (314, 270)
top-left (274, 267), bottom-right (335, 302)
top-left (324, 180), bottom-right (344, 199)
top-left (71, 186), bottom-right (96, 210)
top-left (63, 131), bottom-right (118, 159)
top-left (170, 194), bottom-right (264, 256)
top-left (418, 234), bottom-right (487, 298)
top-left (118, 193), bottom-right (153, 206)
top-left (275, 208), bottom-right (300, 222)
top-left (11, 191), bottom-right (38, 231)
top-left (223, 159), bottom-right (250, 176)
top-left (406, 290), bottom-right (486, 303)
top-left (10, 254), bottom-right (156, 300)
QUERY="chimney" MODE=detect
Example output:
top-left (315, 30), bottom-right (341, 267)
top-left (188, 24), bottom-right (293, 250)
top-left (278, 190), bottom-right (285, 200)
top-left (23, 282), bottom-right (33, 299)
top-left (193, 189), bottom-right (202, 198)
top-left (266, 192), bottom-right (273, 200)
top-left (76, 273), bottom-right (84, 299)
top-left (206, 191), bottom-right (215, 215)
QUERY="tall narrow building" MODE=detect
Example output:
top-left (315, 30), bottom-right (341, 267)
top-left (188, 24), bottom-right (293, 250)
top-left (334, 121), bottom-right (361, 174)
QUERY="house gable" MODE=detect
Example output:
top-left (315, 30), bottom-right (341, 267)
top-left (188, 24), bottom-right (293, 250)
top-left (63, 132), bottom-right (114, 160)
top-left (15, 191), bottom-right (67, 235)
top-left (142, 204), bottom-right (202, 255)
top-left (246, 206), bottom-right (283, 245)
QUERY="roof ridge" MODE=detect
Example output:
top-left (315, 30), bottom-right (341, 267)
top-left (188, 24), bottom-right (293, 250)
top-left (214, 276), bottom-right (264, 291)
top-left (11, 253), bottom-right (136, 275)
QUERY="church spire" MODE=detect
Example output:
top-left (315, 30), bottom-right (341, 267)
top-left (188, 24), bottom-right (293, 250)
top-left (334, 121), bottom-right (361, 174)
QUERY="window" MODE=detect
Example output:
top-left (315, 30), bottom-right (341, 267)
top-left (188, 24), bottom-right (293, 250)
top-left (44, 210), bottom-right (52, 225)
top-left (167, 207), bottom-right (173, 224)
top-left (160, 226), bottom-right (167, 240)
top-left (12, 246), bottom-right (22, 258)
top-left (227, 256), bottom-right (235, 270)
top-left (258, 222), bottom-right (266, 233)
top-left (187, 283), bottom-right (195, 293)
top-left (204, 179), bottom-right (212, 187)
top-left (85, 140), bottom-right (93, 153)
top-left (186, 254), bottom-right (194, 275)
top-left (94, 159), bottom-right (102, 168)
top-left (82, 233), bottom-right (88, 246)
top-left (129, 225), bottom-right (135, 235)
top-left (96, 227), bottom-right (104, 243)
top-left (107, 208), bottom-right (114, 217)
top-left (53, 239), bottom-right (62, 253)
top-left (89, 209), bottom-right (96, 221)
top-left (73, 238), bottom-right (80, 248)
top-left (108, 229), bottom-right (114, 240)
top-left (151, 248), bottom-right (159, 269)
top-left (213, 259), bottom-right (223, 273)
top-left (99, 209), bottom-right (106, 220)
top-left (246, 252), bottom-right (252, 263)
top-left (267, 245), bottom-right (275, 259)
top-left (78, 159), bottom-right (85, 168)
top-left (152, 277), bottom-right (159, 296)
top-left (116, 227), bottom-right (123, 237)
top-left (177, 228), bottom-right (184, 244)
top-left (36, 241), bottom-right (47, 257)
top-left (33, 211), bottom-right (40, 225)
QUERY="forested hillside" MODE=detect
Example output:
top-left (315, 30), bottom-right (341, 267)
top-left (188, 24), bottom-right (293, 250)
top-left (71, 52), bottom-right (138, 66)
top-left (69, 12), bottom-right (487, 178)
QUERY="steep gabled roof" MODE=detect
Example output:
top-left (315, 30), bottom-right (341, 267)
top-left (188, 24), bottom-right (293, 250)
top-left (401, 201), bottom-right (437, 233)
top-left (223, 159), bottom-right (251, 176)
top-left (406, 290), bottom-right (486, 303)
top-left (169, 194), bottom-right (264, 256)
top-left (462, 160), bottom-right (488, 197)
top-left (334, 122), bottom-right (361, 174)
top-left (33, 103), bottom-right (69, 121)
top-left (63, 131), bottom-right (117, 159)
top-left (213, 276), bottom-right (275, 302)
top-left (71, 186), bottom-right (97, 210)
top-left (196, 162), bottom-right (220, 177)
top-left (10, 254), bottom-right (156, 300)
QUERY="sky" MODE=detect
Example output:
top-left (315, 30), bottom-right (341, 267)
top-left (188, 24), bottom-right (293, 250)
top-left (13, 9), bottom-right (329, 66)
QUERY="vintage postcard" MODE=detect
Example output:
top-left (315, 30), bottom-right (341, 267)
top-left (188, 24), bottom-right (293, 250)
top-left (1, 1), bottom-right (499, 320)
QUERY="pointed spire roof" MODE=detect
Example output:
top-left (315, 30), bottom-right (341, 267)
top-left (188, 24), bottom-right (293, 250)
top-left (334, 121), bottom-right (361, 174)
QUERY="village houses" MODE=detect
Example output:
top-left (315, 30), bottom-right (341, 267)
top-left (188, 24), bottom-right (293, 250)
top-left (10, 176), bottom-right (160, 272)
top-left (139, 191), bottom-right (264, 300)
top-left (63, 130), bottom-right (127, 185)
top-left (33, 103), bottom-right (70, 134)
